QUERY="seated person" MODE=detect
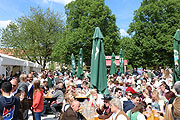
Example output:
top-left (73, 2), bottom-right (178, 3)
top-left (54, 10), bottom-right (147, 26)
top-left (96, 94), bottom-right (113, 119)
top-left (89, 89), bottom-right (103, 108)
top-left (80, 81), bottom-right (90, 96)
top-left (50, 82), bottom-right (64, 118)
top-left (62, 92), bottom-right (75, 112)
top-left (41, 80), bottom-right (49, 94)
top-left (109, 98), bottom-right (129, 120)
top-left (127, 101), bottom-right (146, 120)
top-left (114, 88), bottom-right (122, 99)
top-left (61, 100), bottom-right (86, 120)
top-left (123, 93), bottom-right (140, 113)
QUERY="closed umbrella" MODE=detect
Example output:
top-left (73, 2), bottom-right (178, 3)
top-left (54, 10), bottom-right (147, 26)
top-left (110, 53), bottom-right (117, 75)
top-left (71, 53), bottom-right (76, 76)
top-left (76, 48), bottom-right (83, 79)
top-left (119, 49), bottom-right (124, 76)
top-left (173, 30), bottom-right (180, 85)
top-left (90, 27), bottom-right (108, 94)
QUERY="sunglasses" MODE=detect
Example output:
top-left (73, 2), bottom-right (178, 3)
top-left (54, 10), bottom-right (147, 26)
top-left (104, 101), bottom-right (109, 103)
top-left (128, 95), bottom-right (132, 97)
top-left (12, 85), bottom-right (16, 87)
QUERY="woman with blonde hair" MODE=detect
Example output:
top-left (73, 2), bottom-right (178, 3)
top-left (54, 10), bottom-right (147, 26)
top-left (162, 69), bottom-right (173, 88)
top-left (172, 97), bottom-right (180, 119)
top-left (165, 97), bottom-right (180, 120)
top-left (89, 89), bottom-right (103, 108)
top-left (32, 80), bottom-right (44, 120)
top-left (151, 90), bottom-right (165, 113)
top-left (62, 92), bottom-right (75, 112)
top-left (142, 89), bottom-right (152, 104)
top-left (165, 104), bottom-right (173, 120)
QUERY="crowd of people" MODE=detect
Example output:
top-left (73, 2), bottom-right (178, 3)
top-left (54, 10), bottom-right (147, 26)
top-left (0, 67), bottom-right (179, 120)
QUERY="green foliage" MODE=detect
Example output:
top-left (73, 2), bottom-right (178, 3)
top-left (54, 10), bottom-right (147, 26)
top-left (117, 37), bottom-right (140, 67)
top-left (1, 6), bottom-right (64, 68)
top-left (127, 0), bottom-right (180, 67)
top-left (49, 61), bottom-right (55, 70)
top-left (52, 0), bottom-right (120, 65)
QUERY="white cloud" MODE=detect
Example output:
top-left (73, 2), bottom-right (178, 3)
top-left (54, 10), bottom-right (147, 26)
top-left (0, 20), bottom-right (11, 29)
top-left (120, 29), bottom-right (129, 37)
top-left (43, 0), bottom-right (74, 5)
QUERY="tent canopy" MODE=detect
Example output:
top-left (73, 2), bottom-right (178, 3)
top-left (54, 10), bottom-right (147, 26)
top-left (0, 53), bottom-right (41, 68)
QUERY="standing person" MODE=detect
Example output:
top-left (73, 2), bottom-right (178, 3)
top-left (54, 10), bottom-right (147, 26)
top-left (27, 74), bottom-right (34, 99)
top-left (18, 74), bottom-right (29, 120)
top-left (10, 78), bottom-right (19, 96)
top-left (18, 74), bottom-right (28, 97)
top-left (0, 75), bottom-right (3, 89)
top-left (132, 68), bottom-right (139, 76)
top-left (0, 81), bottom-right (20, 120)
top-left (32, 80), bottom-right (44, 120)
top-left (11, 78), bottom-right (29, 120)
top-left (47, 74), bottom-right (54, 88)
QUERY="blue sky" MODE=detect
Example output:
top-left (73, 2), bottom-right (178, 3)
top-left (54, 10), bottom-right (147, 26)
top-left (0, 0), bottom-right (142, 36)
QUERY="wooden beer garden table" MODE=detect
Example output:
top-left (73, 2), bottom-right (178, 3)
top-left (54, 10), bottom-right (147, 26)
top-left (75, 95), bottom-right (88, 102)
top-left (44, 93), bottom-right (56, 102)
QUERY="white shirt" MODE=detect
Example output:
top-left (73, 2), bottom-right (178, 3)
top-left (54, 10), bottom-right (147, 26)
top-left (10, 89), bottom-right (18, 96)
top-left (109, 110), bottom-right (127, 120)
top-left (89, 94), bottom-right (104, 108)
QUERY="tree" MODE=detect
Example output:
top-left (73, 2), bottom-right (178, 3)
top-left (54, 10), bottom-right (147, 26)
top-left (128, 0), bottom-right (180, 67)
top-left (117, 37), bottom-right (141, 68)
top-left (1, 6), bottom-right (64, 68)
top-left (52, 0), bottom-right (120, 65)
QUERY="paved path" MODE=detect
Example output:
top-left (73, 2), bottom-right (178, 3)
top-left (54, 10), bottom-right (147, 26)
top-left (28, 110), bottom-right (58, 120)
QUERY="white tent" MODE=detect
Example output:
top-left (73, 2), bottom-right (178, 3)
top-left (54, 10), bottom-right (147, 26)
top-left (0, 53), bottom-right (26, 66)
top-left (0, 53), bottom-right (42, 76)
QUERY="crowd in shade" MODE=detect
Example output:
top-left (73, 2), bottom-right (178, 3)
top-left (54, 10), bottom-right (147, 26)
top-left (0, 67), bottom-right (180, 120)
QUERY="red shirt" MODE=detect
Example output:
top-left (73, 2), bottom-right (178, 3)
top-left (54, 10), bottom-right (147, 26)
top-left (125, 87), bottom-right (136, 94)
top-left (32, 89), bottom-right (44, 112)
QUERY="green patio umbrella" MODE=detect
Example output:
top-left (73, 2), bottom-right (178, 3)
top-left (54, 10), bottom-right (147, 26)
top-left (110, 53), bottom-right (117, 75)
top-left (119, 49), bottom-right (124, 76)
top-left (71, 53), bottom-right (76, 76)
top-left (90, 27), bottom-right (109, 94)
top-left (173, 30), bottom-right (180, 85)
top-left (76, 48), bottom-right (83, 79)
